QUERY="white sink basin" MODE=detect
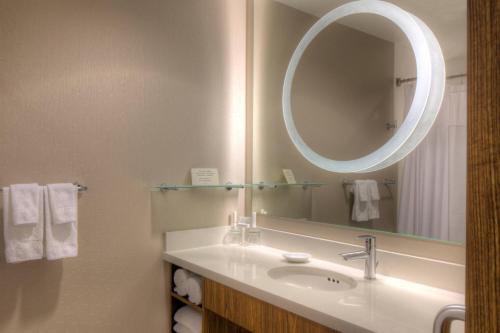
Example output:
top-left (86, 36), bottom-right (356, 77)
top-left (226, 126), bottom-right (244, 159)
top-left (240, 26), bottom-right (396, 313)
top-left (267, 266), bottom-right (357, 292)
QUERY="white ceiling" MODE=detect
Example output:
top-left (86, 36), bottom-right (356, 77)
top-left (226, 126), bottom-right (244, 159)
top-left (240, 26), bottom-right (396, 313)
top-left (274, 0), bottom-right (466, 65)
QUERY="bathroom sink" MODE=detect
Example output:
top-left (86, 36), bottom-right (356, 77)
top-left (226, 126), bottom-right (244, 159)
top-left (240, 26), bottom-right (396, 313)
top-left (267, 266), bottom-right (357, 292)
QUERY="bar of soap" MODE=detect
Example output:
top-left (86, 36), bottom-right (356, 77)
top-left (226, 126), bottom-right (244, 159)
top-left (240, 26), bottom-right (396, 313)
top-left (282, 252), bottom-right (311, 263)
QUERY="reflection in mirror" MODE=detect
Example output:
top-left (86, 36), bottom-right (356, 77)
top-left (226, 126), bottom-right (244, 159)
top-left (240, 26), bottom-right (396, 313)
top-left (252, 0), bottom-right (467, 243)
top-left (293, 13), bottom-right (411, 162)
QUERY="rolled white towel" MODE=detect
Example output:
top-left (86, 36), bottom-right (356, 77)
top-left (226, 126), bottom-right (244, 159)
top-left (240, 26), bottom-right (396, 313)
top-left (174, 268), bottom-right (191, 286)
top-left (173, 269), bottom-right (191, 296)
top-left (186, 275), bottom-right (203, 305)
top-left (174, 306), bottom-right (202, 333)
top-left (174, 285), bottom-right (188, 297)
top-left (173, 322), bottom-right (195, 333)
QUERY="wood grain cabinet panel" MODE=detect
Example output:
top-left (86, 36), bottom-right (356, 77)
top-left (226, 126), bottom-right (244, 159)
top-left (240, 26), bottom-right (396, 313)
top-left (466, 1), bottom-right (500, 332)
top-left (263, 303), bottom-right (338, 333)
top-left (203, 279), bottom-right (339, 333)
top-left (203, 279), bottom-right (265, 332)
top-left (204, 310), bottom-right (252, 333)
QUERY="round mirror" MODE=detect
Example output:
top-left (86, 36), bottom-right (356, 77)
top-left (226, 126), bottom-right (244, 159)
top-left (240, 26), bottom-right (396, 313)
top-left (283, 0), bottom-right (445, 173)
top-left (292, 12), bottom-right (415, 162)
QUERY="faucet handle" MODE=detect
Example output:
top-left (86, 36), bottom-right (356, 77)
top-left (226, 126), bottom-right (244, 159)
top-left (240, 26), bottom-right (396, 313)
top-left (357, 235), bottom-right (376, 241)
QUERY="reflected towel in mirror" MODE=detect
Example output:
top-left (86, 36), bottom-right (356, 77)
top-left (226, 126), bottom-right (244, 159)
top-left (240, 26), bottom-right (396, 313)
top-left (352, 180), bottom-right (380, 222)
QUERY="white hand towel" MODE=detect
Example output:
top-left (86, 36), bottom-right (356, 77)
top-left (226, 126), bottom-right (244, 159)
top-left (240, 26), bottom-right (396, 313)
top-left (352, 181), bottom-right (368, 221)
top-left (186, 275), bottom-right (203, 305)
top-left (355, 180), bottom-right (370, 202)
top-left (3, 187), bottom-right (44, 263)
top-left (10, 183), bottom-right (41, 225)
top-left (174, 306), bottom-right (202, 333)
top-left (44, 187), bottom-right (78, 260)
top-left (173, 323), bottom-right (195, 333)
top-left (366, 180), bottom-right (380, 220)
top-left (173, 269), bottom-right (192, 296)
top-left (366, 180), bottom-right (380, 201)
top-left (47, 183), bottom-right (77, 224)
top-left (352, 180), bottom-right (380, 222)
top-left (367, 200), bottom-right (380, 220)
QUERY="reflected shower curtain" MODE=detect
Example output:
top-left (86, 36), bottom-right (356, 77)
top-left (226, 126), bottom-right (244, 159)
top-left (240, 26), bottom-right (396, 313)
top-left (398, 78), bottom-right (467, 242)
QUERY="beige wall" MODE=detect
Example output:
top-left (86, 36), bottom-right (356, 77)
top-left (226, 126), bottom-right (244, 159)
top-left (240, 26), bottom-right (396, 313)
top-left (252, 0), bottom-right (397, 231)
top-left (0, 1), bottom-right (246, 332)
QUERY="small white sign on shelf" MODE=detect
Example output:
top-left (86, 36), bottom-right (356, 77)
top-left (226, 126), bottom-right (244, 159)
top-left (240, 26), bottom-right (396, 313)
top-left (191, 168), bottom-right (220, 186)
top-left (282, 169), bottom-right (297, 184)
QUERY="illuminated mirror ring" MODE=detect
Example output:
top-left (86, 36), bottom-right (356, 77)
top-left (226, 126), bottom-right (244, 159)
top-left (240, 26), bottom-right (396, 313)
top-left (282, 0), bottom-right (445, 173)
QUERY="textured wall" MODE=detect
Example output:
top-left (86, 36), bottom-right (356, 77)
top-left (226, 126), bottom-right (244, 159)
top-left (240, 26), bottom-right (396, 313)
top-left (252, 0), bottom-right (397, 231)
top-left (0, 0), bottom-right (246, 332)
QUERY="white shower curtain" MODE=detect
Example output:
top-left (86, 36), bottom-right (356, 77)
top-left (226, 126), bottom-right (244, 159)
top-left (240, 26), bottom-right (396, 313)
top-left (398, 78), bottom-right (467, 242)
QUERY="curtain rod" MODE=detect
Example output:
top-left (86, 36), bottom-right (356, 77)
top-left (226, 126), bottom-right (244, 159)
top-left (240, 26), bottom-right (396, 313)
top-left (396, 73), bottom-right (467, 87)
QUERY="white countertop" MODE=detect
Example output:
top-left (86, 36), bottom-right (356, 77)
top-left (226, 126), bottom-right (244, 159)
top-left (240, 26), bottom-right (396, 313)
top-left (164, 243), bottom-right (464, 333)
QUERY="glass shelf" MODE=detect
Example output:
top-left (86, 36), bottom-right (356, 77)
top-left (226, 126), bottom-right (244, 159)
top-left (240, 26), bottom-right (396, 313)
top-left (252, 182), bottom-right (326, 190)
top-left (151, 182), bottom-right (325, 191)
top-left (152, 183), bottom-right (247, 191)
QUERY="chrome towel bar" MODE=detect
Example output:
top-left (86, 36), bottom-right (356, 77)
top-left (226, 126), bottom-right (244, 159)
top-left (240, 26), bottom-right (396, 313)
top-left (342, 179), bottom-right (396, 186)
top-left (0, 183), bottom-right (88, 192)
top-left (433, 304), bottom-right (465, 333)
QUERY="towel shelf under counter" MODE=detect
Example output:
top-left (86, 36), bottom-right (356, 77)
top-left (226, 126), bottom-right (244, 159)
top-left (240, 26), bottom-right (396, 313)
top-left (166, 262), bottom-right (339, 333)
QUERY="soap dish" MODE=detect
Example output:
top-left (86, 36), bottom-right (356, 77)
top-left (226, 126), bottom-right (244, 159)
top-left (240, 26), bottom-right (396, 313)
top-left (282, 252), bottom-right (311, 263)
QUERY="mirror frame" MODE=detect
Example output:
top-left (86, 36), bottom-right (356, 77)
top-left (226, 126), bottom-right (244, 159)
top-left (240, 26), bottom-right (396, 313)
top-left (282, 0), bottom-right (446, 173)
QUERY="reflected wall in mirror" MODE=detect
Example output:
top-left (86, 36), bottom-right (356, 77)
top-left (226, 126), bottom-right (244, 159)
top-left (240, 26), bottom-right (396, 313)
top-left (252, 0), bottom-right (467, 243)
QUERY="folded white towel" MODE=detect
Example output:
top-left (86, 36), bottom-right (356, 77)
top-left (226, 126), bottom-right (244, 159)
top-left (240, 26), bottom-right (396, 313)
top-left (10, 183), bottom-right (41, 225)
top-left (366, 180), bottom-right (380, 220)
top-left (44, 187), bottom-right (78, 260)
top-left (366, 180), bottom-right (380, 201)
top-left (352, 180), bottom-right (380, 222)
top-left (47, 183), bottom-right (77, 224)
top-left (186, 275), bottom-right (203, 305)
top-left (173, 322), bottom-right (195, 333)
top-left (173, 269), bottom-right (192, 296)
top-left (174, 306), bottom-right (202, 333)
top-left (356, 181), bottom-right (370, 202)
top-left (3, 187), bottom-right (44, 263)
top-left (352, 180), bottom-right (367, 221)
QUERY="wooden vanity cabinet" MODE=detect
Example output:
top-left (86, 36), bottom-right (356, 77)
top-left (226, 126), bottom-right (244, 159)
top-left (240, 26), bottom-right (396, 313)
top-left (167, 262), bottom-right (340, 333)
top-left (203, 278), bottom-right (340, 333)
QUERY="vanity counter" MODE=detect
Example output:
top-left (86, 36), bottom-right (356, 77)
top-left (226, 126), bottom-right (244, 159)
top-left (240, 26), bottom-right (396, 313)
top-left (164, 242), bottom-right (464, 333)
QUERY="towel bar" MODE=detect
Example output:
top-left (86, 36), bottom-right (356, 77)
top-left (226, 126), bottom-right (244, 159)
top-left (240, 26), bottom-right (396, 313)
top-left (0, 183), bottom-right (88, 192)
top-left (342, 179), bottom-right (395, 199)
top-left (342, 179), bottom-right (396, 186)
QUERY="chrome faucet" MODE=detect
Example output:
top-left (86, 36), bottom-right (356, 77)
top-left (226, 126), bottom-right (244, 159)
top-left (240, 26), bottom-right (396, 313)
top-left (340, 235), bottom-right (377, 280)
